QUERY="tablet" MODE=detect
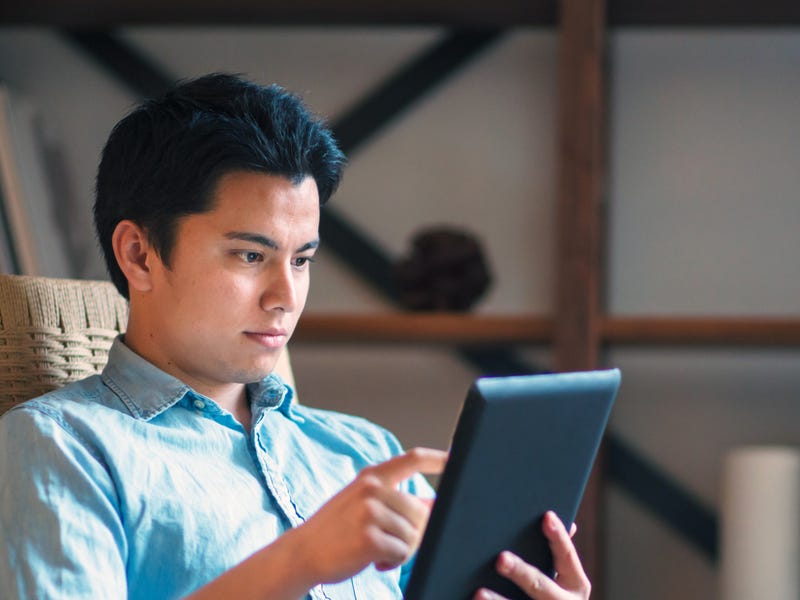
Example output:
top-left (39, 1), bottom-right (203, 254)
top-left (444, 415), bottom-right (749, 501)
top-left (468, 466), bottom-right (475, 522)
top-left (404, 369), bottom-right (620, 600)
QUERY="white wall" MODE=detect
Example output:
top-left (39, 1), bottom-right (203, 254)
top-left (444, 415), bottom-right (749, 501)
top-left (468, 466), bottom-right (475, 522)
top-left (608, 31), bottom-right (800, 316)
top-left (2, 26), bottom-right (800, 600)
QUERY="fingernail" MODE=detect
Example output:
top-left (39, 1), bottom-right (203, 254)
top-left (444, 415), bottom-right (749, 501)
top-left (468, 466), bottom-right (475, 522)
top-left (546, 511), bottom-right (559, 531)
top-left (497, 551), bottom-right (515, 576)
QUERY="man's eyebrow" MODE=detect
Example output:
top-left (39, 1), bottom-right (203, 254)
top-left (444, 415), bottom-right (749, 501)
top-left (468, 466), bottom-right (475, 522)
top-left (296, 240), bottom-right (320, 253)
top-left (225, 232), bottom-right (320, 253)
top-left (225, 232), bottom-right (278, 249)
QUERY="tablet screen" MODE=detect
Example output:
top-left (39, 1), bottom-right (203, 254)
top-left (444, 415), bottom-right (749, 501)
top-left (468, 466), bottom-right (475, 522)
top-left (404, 369), bottom-right (620, 600)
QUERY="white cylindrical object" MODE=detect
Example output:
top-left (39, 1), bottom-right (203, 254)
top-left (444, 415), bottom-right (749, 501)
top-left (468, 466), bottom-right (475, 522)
top-left (720, 446), bottom-right (800, 600)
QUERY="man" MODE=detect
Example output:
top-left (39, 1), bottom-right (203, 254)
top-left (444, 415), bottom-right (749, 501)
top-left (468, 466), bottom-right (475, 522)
top-left (0, 74), bottom-right (590, 600)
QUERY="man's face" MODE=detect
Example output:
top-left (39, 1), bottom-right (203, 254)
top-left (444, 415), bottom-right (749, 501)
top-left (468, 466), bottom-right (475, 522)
top-left (134, 170), bottom-right (319, 396)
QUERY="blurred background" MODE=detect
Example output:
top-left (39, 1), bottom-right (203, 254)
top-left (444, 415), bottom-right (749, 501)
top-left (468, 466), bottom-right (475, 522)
top-left (1, 2), bottom-right (800, 598)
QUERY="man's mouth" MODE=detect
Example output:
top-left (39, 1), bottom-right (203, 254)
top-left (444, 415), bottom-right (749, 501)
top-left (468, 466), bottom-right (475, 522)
top-left (244, 329), bottom-right (288, 349)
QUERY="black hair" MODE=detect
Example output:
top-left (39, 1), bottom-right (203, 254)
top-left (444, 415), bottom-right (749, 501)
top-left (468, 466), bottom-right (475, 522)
top-left (94, 73), bottom-right (346, 298)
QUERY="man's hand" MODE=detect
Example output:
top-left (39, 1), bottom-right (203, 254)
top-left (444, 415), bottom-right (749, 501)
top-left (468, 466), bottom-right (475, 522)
top-left (473, 511), bottom-right (591, 600)
top-left (185, 448), bottom-right (446, 600)
top-left (291, 447), bottom-right (447, 586)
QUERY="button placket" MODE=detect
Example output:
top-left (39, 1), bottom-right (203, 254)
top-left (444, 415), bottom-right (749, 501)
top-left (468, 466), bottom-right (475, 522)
top-left (309, 585), bottom-right (333, 600)
top-left (262, 453), bottom-right (302, 527)
top-left (252, 429), bottom-right (305, 529)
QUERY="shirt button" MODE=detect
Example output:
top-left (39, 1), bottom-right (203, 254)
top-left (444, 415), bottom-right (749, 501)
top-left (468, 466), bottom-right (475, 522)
top-left (193, 399), bottom-right (206, 410)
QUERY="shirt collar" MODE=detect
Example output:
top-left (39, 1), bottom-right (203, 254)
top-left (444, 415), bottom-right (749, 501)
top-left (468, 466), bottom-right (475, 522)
top-left (247, 373), bottom-right (294, 417)
top-left (102, 336), bottom-right (292, 421)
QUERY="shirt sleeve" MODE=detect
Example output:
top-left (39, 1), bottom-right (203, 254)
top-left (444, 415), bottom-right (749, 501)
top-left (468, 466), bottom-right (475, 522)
top-left (0, 405), bottom-right (128, 599)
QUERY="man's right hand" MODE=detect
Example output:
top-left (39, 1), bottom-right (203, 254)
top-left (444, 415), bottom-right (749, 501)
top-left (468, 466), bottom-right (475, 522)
top-left (290, 447), bottom-right (448, 585)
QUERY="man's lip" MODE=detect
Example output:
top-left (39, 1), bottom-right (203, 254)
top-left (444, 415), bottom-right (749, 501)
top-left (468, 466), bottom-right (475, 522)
top-left (244, 330), bottom-right (289, 349)
top-left (245, 329), bottom-right (288, 336)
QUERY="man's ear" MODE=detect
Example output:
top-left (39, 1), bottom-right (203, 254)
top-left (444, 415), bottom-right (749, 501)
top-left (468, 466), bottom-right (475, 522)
top-left (112, 220), bottom-right (157, 293)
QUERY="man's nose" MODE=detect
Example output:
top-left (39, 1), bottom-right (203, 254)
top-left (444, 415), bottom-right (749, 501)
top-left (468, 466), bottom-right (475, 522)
top-left (260, 264), bottom-right (297, 313)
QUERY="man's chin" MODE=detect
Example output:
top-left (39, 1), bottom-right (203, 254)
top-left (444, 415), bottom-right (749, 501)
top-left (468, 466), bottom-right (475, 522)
top-left (230, 363), bottom-right (279, 385)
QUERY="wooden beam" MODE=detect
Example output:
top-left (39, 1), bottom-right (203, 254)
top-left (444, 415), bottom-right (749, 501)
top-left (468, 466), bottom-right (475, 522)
top-left (0, 0), bottom-right (557, 26)
top-left (603, 316), bottom-right (800, 346)
top-left (610, 0), bottom-right (800, 26)
top-left (4, 0), bottom-right (799, 26)
top-left (553, 0), bottom-right (606, 373)
top-left (292, 313), bottom-right (800, 347)
top-left (294, 314), bottom-right (554, 344)
top-left (554, 0), bottom-right (607, 595)
top-left (62, 31), bottom-right (175, 98)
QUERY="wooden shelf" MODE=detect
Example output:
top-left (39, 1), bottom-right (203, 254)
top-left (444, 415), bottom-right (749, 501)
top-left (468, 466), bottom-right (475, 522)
top-left (293, 314), bottom-right (554, 344)
top-left (602, 316), bottom-right (800, 347)
top-left (293, 313), bottom-right (800, 347)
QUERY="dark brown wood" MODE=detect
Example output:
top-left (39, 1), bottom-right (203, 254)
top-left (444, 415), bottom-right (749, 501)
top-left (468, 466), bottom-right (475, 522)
top-left (610, 0), bottom-right (800, 26)
top-left (553, 0), bottom-right (606, 373)
top-left (293, 314), bottom-right (800, 347)
top-left (553, 0), bottom-right (607, 595)
top-left (293, 314), bottom-right (554, 344)
top-left (4, 0), bottom-right (798, 26)
top-left (0, 0), bottom-right (556, 26)
top-left (603, 316), bottom-right (800, 346)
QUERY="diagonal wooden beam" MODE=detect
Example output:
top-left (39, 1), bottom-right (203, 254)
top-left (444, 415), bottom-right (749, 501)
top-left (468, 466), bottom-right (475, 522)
top-left (62, 30), bottom-right (175, 97)
top-left (332, 29), bottom-right (503, 155)
top-left (608, 436), bottom-right (718, 561)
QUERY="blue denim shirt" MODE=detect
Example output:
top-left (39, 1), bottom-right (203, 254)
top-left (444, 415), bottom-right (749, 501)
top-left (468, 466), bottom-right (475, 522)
top-left (0, 338), bottom-right (433, 599)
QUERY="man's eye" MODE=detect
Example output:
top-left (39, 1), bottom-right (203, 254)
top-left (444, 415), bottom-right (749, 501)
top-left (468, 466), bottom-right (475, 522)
top-left (239, 251), bottom-right (263, 264)
top-left (293, 257), bottom-right (315, 269)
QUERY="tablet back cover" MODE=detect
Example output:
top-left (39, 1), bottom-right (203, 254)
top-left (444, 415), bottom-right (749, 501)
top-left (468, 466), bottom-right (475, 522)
top-left (404, 369), bottom-right (619, 600)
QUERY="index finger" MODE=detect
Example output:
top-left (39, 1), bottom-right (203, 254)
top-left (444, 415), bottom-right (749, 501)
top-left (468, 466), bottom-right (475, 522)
top-left (543, 511), bottom-right (591, 593)
top-left (369, 447), bottom-right (448, 486)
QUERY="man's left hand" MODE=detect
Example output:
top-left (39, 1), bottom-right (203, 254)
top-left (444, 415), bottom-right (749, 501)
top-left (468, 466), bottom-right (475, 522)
top-left (472, 511), bottom-right (591, 600)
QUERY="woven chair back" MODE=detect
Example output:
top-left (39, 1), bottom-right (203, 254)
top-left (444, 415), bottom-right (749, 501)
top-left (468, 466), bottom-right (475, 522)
top-left (0, 275), bottom-right (128, 415)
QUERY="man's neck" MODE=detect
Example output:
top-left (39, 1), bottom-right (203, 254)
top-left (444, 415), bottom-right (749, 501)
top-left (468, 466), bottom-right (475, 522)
top-left (181, 380), bottom-right (253, 433)
top-left (121, 328), bottom-right (253, 432)
top-left (214, 386), bottom-right (253, 433)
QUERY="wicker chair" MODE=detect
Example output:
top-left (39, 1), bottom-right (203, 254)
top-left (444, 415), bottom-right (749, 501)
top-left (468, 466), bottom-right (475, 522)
top-left (0, 274), bottom-right (296, 416)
